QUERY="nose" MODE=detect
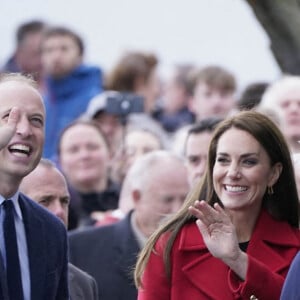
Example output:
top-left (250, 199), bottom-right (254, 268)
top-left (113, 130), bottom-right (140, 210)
top-left (193, 159), bottom-right (207, 178)
top-left (288, 101), bottom-right (300, 112)
top-left (52, 201), bottom-right (65, 221)
top-left (16, 116), bottom-right (32, 137)
top-left (227, 163), bottom-right (241, 179)
top-left (77, 147), bottom-right (91, 159)
top-left (210, 93), bottom-right (223, 105)
top-left (51, 48), bottom-right (62, 60)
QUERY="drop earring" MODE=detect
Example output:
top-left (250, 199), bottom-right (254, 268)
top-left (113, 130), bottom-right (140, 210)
top-left (267, 186), bottom-right (274, 195)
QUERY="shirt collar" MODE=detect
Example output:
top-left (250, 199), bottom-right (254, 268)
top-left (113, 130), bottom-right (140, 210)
top-left (130, 211), bottom-right (147, 249)
top-left (0, 191), bottom-right (22, 220)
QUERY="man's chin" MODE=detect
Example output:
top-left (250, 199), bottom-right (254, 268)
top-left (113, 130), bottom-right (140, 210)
top-left (12, 159), bottom-right (40, 178)
top-left (49, 67), bottom-right (69, 79)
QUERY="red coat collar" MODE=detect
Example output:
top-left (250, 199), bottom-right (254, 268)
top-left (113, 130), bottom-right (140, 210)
top-left (174, 210), bottom-right (300, 299)
top-left (178, 210), bottom-right (299, 251)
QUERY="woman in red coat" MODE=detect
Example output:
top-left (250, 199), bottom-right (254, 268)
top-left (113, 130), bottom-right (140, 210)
top-left (135, 111), bottom-right (300, 300)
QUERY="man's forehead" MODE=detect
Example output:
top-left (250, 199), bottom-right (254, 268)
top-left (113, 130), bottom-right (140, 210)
top-left (0, 80), bottom-right (39, 98)
top-left (0, 78), bottom-right (33, 88)
top-left (0, 81), bottom-right (44, 107)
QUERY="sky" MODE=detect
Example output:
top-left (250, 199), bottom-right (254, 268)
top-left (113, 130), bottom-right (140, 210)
top-left (0, 0), bottom-right (281, 92)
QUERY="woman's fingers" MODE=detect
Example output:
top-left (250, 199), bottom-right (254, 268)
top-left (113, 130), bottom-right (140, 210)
top-left (189, 201), bottom-right (212, 226)
top-left (189, 200), bottom-right (230, 229)
top-left (196, 218), bottom-right (210, 239)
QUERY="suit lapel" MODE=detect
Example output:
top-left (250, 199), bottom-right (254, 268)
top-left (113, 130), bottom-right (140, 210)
top-left (19, 195), bottom-right (47, 300)
top-left (246, 210), bottom-right (300, 273)
top-left (178, 222), bottom-right (233, 299)
top-left (68, 264), bottom-right (84, 300)
top-left (113, 213), bottom-right (140, 280)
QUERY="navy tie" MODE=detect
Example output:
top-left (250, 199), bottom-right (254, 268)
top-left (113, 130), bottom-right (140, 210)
top-left (3, 200), bottom-right (24, 300)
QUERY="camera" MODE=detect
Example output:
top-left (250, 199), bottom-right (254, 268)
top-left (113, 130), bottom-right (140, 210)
top-left (105, 92), bottom-right (144, 117)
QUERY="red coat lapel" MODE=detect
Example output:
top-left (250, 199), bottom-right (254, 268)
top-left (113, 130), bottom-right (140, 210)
top-left (174, 210), bottom-right (300, 299)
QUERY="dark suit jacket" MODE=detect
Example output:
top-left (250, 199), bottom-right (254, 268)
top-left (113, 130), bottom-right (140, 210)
top-left (69, 211), bottom-right (140, 300)
top-left (69, 263), bottom-right (98, 300)
top-left (1, 193), bottom-right (69, 300)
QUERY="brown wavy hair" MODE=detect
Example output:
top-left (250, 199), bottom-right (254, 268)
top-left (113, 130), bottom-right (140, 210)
top-left (135, 110), bottom-right (300, 287)
top-left (105, 51), bottom-right (158, 92)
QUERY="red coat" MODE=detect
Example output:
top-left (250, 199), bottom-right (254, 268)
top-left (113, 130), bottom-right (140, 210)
top-left (138, 210), bottom-right (300, 300)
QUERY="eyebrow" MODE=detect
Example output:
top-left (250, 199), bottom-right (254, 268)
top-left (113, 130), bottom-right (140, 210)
top-left (31, 112), bottom-right (45, 119)
top-left (187, 154), bottom-right (202, 158)
top-left (217, 152), bottom-right (259, 158)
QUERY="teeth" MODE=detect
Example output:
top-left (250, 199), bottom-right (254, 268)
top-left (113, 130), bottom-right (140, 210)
top-left (12, 151), bottom-right (28, 157)
top-left (225, 185), bottom-right (247, 192)
top-left (9, 144), bottom-right (30, 153)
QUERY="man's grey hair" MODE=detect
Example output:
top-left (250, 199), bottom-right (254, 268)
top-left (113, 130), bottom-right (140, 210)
top-left (0, 73), bottom-right (38, 89)
top-left (125, 150), bottom-right (184, 191)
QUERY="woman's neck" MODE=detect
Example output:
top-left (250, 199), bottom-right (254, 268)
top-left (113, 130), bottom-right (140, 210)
top-left (228, 208), bottom-right (261, 243)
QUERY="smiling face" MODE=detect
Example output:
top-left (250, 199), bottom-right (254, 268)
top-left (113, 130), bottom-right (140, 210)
top-left (59, 123), bottom-right (110, 192)
top-left (213, 128), bottom-right (281, 216)
top-left (0, 80), bottom-right (45, 185)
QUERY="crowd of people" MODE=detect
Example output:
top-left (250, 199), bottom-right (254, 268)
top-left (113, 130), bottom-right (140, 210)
top-left (1, 18), bottom-right (300, 299)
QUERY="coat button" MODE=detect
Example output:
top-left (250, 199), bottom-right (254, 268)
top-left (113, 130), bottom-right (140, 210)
top-left (250, 296), bottom-right (258, 300)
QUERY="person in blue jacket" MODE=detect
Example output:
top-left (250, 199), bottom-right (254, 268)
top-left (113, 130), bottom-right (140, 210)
top-left (40, 26), bottom-right (102, 160)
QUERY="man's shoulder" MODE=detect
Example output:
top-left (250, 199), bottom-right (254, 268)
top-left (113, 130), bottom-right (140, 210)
top-left (68, 263), bottom-right (98, 299)
top-left (60, 64), bottom-right (102, 82)
top-left (1, 55), bottom-right (20, 73)
top-left (69, 263), bottom-right (95, 283)
top-left (69, 222), bottom-right (117, 242)
top-left (69, 216), bottom-right (132, 249)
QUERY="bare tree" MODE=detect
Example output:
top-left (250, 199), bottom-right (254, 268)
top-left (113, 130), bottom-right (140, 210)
top-left (246, 0), bottom-right (300, 74)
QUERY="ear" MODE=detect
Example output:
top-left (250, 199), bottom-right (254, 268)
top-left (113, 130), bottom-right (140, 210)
top-left (268, 162), bottom-right (283, 187)
top-left (131, 189), bottom-right (141, 206)
top-left (188, 96), bottom-right (196, 114)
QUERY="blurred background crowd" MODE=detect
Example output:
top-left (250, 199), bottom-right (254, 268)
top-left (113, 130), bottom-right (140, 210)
top-left (2, 1), bottom-right (300, 299)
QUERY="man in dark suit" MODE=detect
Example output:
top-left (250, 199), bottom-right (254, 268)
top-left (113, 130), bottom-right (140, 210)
top-left (0, 73), bottom-right (69, 299)
top-left (20, 158), bottom-right (99, 300)
top-left (69, 150), bottom-right (190, 300)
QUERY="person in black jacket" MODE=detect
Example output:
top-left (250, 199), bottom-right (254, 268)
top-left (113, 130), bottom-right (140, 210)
top-left (69, 150), bottom-right (190, 300)
top-left (20, 158), bottom-right (99, 300)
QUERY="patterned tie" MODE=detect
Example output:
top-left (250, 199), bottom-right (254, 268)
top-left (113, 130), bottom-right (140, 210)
top-left (3, 200), bottom-right (24, 300)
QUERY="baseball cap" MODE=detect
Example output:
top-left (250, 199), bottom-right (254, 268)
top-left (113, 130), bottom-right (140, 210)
top-left (85, 91), bottom-right (120, 118)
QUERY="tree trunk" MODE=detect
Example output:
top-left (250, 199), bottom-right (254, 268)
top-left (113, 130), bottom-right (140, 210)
top-left (245, 0), bottom-right (300, 75)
